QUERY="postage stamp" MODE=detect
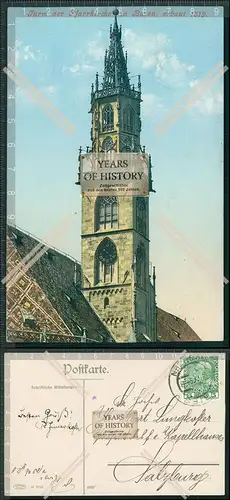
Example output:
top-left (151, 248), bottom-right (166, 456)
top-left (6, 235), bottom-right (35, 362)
top-left (169, 354), bottom-right (219, 406)
top-left (92, 410), bottom-right (138, 440)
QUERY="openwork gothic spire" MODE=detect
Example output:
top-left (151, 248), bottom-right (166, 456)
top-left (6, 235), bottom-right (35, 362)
top-left (103, 7), bottom-right (130, 92)
top-left (91, 8), bottom-right (141, 102)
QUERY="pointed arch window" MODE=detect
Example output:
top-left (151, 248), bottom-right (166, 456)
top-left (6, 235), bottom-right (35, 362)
top-left (94, 108), bottom-right (100, 130)
top-left (136, 244), bottom-right (146, 289)
top-left (95, 238), bottom-right (118, 284)
top-left (104, 297), bottom-right (109, 309)
top-left (102, 104), bottom-right (114, 132)
top-left (123, 105), bottom-right (135, 133)
top-left (95, 196), bottom-right (118, 231)
top-left (136, 197), bottom-right (147, 236)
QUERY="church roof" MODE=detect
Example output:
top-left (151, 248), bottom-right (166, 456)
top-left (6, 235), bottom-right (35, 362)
top-left (157, 307), bottom-right (200, 342)
top-left (6, 225), bottom-right (200, 343)
top-left (6, 225), bottom-right (115, 343)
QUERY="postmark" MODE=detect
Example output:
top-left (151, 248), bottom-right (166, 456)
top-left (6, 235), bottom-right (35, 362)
top-left (92, 410), bottom-right (138, 440)
top-left (169, 355), bottom-right (219, 406)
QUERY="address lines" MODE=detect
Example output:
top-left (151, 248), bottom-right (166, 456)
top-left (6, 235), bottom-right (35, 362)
top-left (7, 10), bottom-right (16, 227)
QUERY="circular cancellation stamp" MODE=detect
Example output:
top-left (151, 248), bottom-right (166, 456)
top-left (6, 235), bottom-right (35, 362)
top-left (169, 355), bottom-right (219, 406)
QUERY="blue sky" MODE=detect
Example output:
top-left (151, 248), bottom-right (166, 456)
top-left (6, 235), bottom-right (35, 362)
top-left (9, 9), bottom-right (224, 340)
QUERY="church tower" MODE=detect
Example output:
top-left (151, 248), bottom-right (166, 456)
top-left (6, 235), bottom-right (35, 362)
top-left (79, 8), bottom-right (156, 342)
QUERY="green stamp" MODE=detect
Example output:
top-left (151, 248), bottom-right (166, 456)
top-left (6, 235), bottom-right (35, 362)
top-left (180, 356), bottom-right (219, 401)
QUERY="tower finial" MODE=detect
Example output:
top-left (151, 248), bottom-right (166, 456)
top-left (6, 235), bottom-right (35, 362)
top-left (112, 7), bottom-right (119, 31)
top-left (95, 72), bottom-right (99, 91)
top-left (138, 74), bottom-right (141, 92)
top-left (113, 7), bottom-right (119, 17)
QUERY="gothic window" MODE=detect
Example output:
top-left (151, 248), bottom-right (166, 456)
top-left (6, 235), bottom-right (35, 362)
top-left (94, 109), bottom-right (100, 130)
top-left (136, 197), bottom-right (147, 236)
top-left (102, 136), bottom-right (113, 152)
top-left (123, 105), bottom-right (135, 133)
top-left (104, 297), bottom-right (109, 309)
top-left (102, 104), bottom-right (114, 132)
top-left (95, 196), bottom-right (118, 231)
top-left (136, 244), bottom-right (146, 289)
top-left (95, 238), bottom-right (118, 284)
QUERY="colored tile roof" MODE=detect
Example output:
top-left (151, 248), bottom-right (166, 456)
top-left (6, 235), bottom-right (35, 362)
top-left (7, 225), bottom-right (115, 343)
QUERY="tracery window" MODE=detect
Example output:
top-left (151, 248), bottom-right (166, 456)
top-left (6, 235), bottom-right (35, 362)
top-left (95, 196), bottom-right (118, 231)
top-left (136, 197), bottom-right (146, 236)
top-left (102, 104), bottom-right (114, 132)
top-left (123, 105), bottom-right (135, 133)
top-left (136, 244), bottom-right (146, 289)
top-left (95, 238), bottom-right (118, 284)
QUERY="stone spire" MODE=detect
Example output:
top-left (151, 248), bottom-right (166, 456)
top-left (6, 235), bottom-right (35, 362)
top-left (102, 7), bottom-right (131, 92)
top-left (90, 8), bottom-right (141, 104)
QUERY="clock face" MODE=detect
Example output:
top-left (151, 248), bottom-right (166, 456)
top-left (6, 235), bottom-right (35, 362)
top-left (102, 136), bottom-right (114, 152)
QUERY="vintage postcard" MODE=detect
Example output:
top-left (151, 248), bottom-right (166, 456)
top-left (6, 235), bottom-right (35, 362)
top-left (5, 5), bottom-right (225, 343)
top-left (4, 351), bottom-right (226, 496)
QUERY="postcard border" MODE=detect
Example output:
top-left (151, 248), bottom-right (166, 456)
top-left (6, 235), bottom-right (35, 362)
top-left (0, 1), bottom-right (229, 499)
top-left (2, 348), bottom-right (229, 500)
top-left (0, 0), bottom-right (229, 349)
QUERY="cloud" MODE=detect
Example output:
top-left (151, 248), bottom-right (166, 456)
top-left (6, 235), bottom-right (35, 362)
top-left (87, 31), bottom-right (105, 61)
top-left (15, 40), bottom-right (46, 66)
top-left (155, 54), bottom-right (194, 88)
top-left (62, 45), bottom-right (97, 74)
top-left (123, 29), bottom-right (195, 88)
top-left (142, 93), bottom-right (166, 121)
top-left (40, 85), bottom-right (57, 96)
top-left (62, 62), bottom-right (93, 74)
top-left (123, 29), bottom-right (223, 118)
top-left (124, 30), bottom-right (171, 61)
top-left (188, 80), bottom-right (223, 116)
top-left (62, 31), bottom-right (105, 76)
